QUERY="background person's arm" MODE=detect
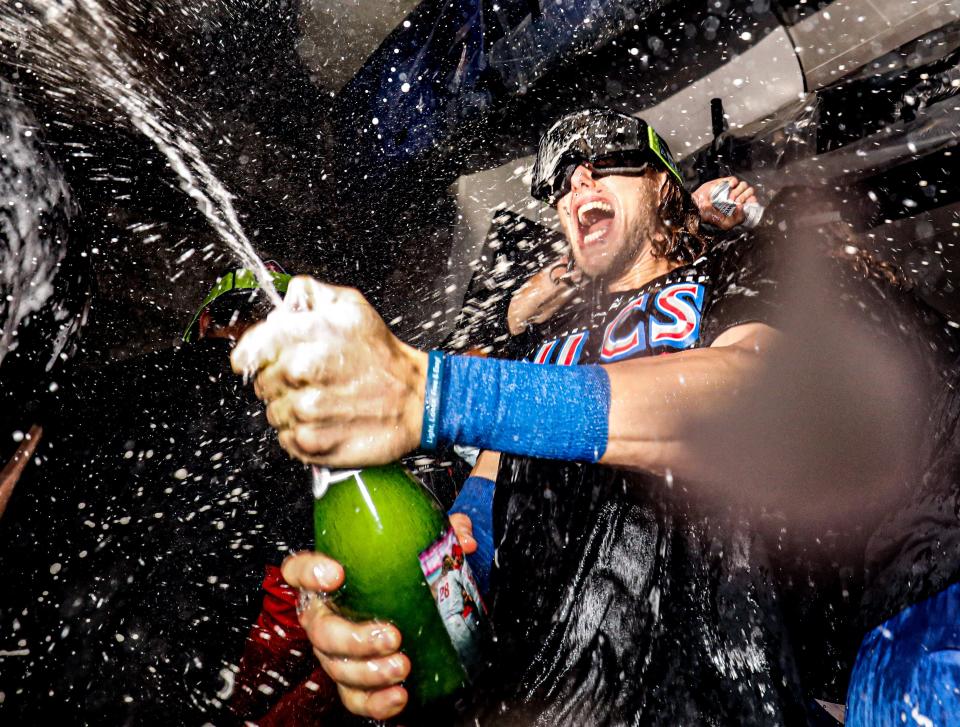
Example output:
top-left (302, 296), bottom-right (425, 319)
top-left (448, 450), bottom-right (499, 593)
top-left (691, 176), bottom-right (757, 230)
top-left (506, 257), bottom-right (582, 335)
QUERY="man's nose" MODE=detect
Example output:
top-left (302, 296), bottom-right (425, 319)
top-left (569, 164), bottom-right (597, 194)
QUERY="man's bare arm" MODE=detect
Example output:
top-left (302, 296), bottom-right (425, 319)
top-left (601, 322), bottom-right (776, 479)
top-left (234, 278), bottom-right (775, 478)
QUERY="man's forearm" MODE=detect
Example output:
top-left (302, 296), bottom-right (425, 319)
top-left (423, 324), bottom-right (776, 479)
top-left (601, 340), bottom-right (768, 479)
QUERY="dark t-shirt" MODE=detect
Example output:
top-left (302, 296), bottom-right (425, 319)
top-left (476, 226), bottom-right (960, 723)
top-left (479, 237), bottom-right (808, 726)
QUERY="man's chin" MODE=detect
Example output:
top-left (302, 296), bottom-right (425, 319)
top-left (575, 252), bottom-right (613, 281)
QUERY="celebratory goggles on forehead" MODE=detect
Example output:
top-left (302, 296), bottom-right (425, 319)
top-left (530, 111), bottom-right (683, 206)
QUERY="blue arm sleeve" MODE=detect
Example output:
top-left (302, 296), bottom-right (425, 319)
top-left (449, 475), bottom-right (495, 594)
top-left (424, 354), bottom-right (610, 462)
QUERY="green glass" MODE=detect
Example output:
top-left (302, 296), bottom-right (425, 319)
top-left (312, 464), bottom-right (471, 707)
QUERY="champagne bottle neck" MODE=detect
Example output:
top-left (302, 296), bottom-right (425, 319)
top-left (311, 466), bottom-right (362, 499)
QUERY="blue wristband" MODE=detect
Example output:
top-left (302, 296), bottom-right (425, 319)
top-left (434, 355), bottom-right (610, 462)
top-left (420, 350), bottom-right (445, 450)
top-left (449, 476), bottom-right (496, 594)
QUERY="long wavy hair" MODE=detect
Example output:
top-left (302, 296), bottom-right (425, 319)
top-left (653, 175), bottom-right (708, 263)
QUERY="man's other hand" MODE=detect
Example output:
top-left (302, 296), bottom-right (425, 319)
top-left (283, 513), bottom-right (480, 720)
top-left (283, 552), bottom-right (410, 720)
top-left (231, 276), bottom-right (428, 467)
top-left (692, 176), bottom-right (757, 230)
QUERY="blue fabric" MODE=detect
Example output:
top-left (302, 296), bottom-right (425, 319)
top-left (846, 580), bottom-right (960, 726)
top-left (436, 355), bottom-right (610, 462)
top-left (449, 476), bottom-right (495, 594)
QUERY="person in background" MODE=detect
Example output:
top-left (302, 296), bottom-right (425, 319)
top-left (0, 261), bottom-right (315, 725)
top-left (505, 175), bottom-right (757, 336)
top-left (237, 107), bottom-right (949, 725)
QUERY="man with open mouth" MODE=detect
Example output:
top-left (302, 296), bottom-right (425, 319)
top-left (234, 107), bottom-right (809, 725)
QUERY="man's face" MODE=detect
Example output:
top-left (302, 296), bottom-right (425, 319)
top-left (556, 164), bottom-right (666, 280)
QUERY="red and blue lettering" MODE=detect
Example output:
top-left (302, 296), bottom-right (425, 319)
top-left (600, 294), bottom-right (648, 362)
top-left (649, 283), bottom-right (704, 349)
top-left (556, 331), bottom-right (588, 366)
top-left (532, 339), bottom-right (559, 364)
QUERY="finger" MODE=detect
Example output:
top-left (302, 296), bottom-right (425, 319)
top-left (699, 207), bottom-right (725, 228)
top-left (288, 382), bottom-right (379, 422)
top-left (548, 262), bottom-right (567, 284)
top-left (232, 305), bottom-right (334, 379)
top-left (272, 386), bottom-right (393, 444)
top-left (232, 278), bottom-right (364, 378)
top-left (730, 180), bottom-right (748, 200)
top-left (238, 322), bottom-right (329, 392)
top-left (459, 533), bottom-right (479, 555)
top-left (338, 684), bottom-right (408, 721)
top-left (317, 652), bottom-right (410, 689)
top-left (281, 551), bottom-right (345, 592)
top-left (255, 337), bottom-right (348, 403)
top-left (557, 266), bottom-right (580, 282)
top-left (283, 424), bottom-right (342, 461)
top-left (308, 613), bottom-right (402, 659)
top-left (231, 319), bottom-right (277, 377)
top-left (744, 194), bottom-right (758, 207)
top-left (267, 392), bottom-right (323, 432)
top-left (279, 416), bottom-right (417, 468)
top-left (287, 278), bottom-right (372, 335)
top-left (254, 362), bottom-right (285, 404)
top-left (266, 397), bottom-right (294, 432)
top-left (449, 512), bottom-right (472, 531)
top-left (734, 185), bottom-right (755, 204)
top-left (278, 340), bottom-right (338, 388)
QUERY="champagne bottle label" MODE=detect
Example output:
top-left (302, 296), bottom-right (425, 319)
top-left (418, 527), bottom-right (488, 680)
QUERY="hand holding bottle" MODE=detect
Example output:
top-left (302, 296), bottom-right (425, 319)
top-left (691, 176), bottom-right (759, 230)
top-left (282, 551), bottom-right (411, 720)
top-left (231, 276), bottom-right (428, 467)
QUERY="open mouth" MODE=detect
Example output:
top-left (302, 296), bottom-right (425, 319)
top-left (577, 200), bottom-right (616, 245)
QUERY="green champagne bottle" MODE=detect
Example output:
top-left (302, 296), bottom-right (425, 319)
top-left (311, 464), bottom-right (489, 710)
